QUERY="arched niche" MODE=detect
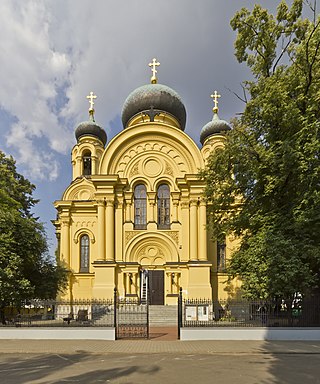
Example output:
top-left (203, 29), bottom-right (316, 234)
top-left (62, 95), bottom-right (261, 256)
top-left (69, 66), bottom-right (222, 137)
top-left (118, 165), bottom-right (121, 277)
top-left (73, 228), bottom-right (96, 244)
top-left (63, 178), bottom-right (96, 201)
top-left (125, 232), bottom-right (179, 265)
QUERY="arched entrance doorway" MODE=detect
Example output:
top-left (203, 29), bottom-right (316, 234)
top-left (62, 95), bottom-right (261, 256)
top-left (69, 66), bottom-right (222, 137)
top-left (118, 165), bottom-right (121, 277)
top-left (125, 233), bottom-right (179, 305)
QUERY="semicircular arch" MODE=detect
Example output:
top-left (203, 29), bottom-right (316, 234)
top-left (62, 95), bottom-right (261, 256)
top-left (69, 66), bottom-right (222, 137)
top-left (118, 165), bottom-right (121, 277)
top-left (73, 228), bottom-right (96, 244)
top-left (99, 124), bottom-right (204, 178)
top-left (125, 232), bottom-right (179, 265)
top-left (63, 178), bottom-right (96, 201)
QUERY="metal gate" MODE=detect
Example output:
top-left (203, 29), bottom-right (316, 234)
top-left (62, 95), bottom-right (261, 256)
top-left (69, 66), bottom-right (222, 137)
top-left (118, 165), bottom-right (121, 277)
top-left (115, 297), bottom-right (149, 339)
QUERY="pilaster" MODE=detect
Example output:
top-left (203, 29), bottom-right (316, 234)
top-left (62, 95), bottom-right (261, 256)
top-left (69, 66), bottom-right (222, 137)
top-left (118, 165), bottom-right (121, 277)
top-left (97, 199), bottom-right (106, 260)
top-left (61, 217), bottom-right (71, 265)
top-left (198, 199), bottom-right (207, 261)
top-left (115, 197), bottom-right (124, 262)
top-left (181, 200), bottom-right (190, 261)
top-left (105, 198), bottom-right (115, 261)
top-left (147, 192), bottom-right (157, 230)
top-left (189, 199), bottom-right (198, 261)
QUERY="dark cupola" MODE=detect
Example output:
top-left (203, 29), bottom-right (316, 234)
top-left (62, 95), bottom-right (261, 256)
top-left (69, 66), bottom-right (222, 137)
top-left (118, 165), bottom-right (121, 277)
top-left (121, 58), bottom-right (186, 130)
top-left (200, 90), bottom-right (231, 145)
top-left (75, 91), bottom-right (107, 146)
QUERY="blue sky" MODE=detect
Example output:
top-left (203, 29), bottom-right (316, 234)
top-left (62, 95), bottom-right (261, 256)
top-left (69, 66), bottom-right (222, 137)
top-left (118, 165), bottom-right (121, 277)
top-left (0, 0), bottom-right (285, 256)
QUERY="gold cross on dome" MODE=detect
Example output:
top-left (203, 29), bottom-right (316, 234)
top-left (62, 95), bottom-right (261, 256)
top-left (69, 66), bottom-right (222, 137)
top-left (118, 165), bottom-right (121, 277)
top-left (86, 91), bottom-right (97, 111)
top-left (210, 90), bottom-right (221, 113)
top-left (148, 58), bottom-right (160, 84)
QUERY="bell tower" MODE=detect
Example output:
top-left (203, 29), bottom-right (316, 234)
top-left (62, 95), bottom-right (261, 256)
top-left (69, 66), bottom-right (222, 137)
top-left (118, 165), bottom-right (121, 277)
top-left (200, 90), bottom-right (231, 161)
top-left (72, 92), bottom-right (107, 180)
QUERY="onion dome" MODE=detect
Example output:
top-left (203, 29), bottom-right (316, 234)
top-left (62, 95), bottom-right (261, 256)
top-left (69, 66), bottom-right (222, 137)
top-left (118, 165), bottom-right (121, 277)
top-left (200, 90), bottom-right (231, 145)
top-left (75, 91), bottom-right (107, 146)
top-left (121, 58), bottom-right (186, 130)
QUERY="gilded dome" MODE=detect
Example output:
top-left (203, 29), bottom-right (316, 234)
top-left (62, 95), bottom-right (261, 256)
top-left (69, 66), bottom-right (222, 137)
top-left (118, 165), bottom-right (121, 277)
top-left (122, 83), bottom-right (186, 130)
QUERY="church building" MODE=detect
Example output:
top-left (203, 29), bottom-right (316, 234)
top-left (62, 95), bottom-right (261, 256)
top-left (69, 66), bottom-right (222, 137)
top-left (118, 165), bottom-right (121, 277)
top-left (53, 59), bottom-right (239, 304)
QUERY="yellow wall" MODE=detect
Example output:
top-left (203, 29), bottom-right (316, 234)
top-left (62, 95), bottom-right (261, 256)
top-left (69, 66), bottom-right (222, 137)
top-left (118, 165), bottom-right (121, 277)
top-left (54, 116), bottom-right (237, 303)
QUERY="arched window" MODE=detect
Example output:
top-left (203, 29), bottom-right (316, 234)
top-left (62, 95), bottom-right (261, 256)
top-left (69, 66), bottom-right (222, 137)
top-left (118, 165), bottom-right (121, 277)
top-left (134, 184), bottom-right (147, 229)
top-left (82, 151), bottom-right (92, 176)
top-left (80, 234), bottom-right (90, 272)
top-left (157, 184), bottom-right (170, 229)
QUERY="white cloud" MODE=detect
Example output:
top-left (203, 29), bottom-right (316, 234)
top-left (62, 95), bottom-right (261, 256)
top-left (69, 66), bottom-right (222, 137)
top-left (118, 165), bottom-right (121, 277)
top-left (0, 0), bottom-right (284, 256)
top-left (0, 0), bottom-right (282, 181)
top-left (0, 0), bottom-right (72, 180)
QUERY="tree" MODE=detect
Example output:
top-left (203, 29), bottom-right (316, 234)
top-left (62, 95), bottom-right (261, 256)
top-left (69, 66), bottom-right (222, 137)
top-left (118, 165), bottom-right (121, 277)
top-left (0, 151), bottom-right (67, 322)
top-left (202, 0), bottom-right (320, 299)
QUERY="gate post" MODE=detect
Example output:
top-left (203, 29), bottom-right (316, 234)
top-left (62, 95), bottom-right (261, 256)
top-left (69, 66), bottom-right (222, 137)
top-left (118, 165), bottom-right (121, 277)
top-left (178, 287), bottom-right (183, 340)
top-left (114, 287), bottom-right (117, 332)
top-left (146, 299), bottom-right (149, 339)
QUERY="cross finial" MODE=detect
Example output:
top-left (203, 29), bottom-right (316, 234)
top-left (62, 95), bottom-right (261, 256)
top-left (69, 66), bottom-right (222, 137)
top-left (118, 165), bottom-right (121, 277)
top-left (210, 90), bottom-right (221, 113)
top-left (148, 58), bottom-right (160, 84)
top-left (86, 91), bottom-right (97, 121)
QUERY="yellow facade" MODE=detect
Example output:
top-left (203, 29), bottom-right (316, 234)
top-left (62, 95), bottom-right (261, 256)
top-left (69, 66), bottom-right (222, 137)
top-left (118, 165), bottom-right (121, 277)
top-left (54, 77), bottom-right (236, 304)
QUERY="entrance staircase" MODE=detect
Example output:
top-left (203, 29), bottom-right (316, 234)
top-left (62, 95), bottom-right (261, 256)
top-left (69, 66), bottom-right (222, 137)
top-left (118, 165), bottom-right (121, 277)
top-left (149, 305), bottom-right (178, 327)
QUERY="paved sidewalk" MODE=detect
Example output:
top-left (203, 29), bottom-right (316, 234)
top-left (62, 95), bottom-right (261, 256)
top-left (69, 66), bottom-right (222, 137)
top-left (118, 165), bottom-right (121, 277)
top-left (0, 339), bottom-right (320, 355)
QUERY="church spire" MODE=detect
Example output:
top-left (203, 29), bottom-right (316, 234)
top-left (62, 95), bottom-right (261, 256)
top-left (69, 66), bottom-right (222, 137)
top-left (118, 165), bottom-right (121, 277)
top-left (86, 91), bottom-right (97, 122)
top-left (210, 90), bottom-right (221, 114)
top-left (148, 58), bottom-right (160, 84)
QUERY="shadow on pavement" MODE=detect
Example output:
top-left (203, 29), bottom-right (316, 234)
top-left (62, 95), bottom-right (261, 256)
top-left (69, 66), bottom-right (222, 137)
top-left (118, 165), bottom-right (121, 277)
top-left (258, 340), bottom-right (320, 384)
top-left (0, 353), bottom-right (160, 384)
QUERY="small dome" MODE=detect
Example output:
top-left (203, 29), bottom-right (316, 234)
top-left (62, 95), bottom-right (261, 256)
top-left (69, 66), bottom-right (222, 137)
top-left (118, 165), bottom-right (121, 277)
top-left (122, 83), bottom-right (186, 130)
top-left (75, 120), bottom-right (107, 146)
top-left (200, 112), bottom-right (231, 145)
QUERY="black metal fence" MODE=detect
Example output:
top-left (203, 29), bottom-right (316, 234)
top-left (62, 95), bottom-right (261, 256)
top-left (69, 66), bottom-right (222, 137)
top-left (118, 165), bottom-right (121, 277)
top-left (3, 293), bottom-right (319, 332)
top-left (1, 299), bottom-right (115, 328)
top-left (1, 292), bottom-right (149, 339)
top-left (179, 295), bottom-right (320, 328)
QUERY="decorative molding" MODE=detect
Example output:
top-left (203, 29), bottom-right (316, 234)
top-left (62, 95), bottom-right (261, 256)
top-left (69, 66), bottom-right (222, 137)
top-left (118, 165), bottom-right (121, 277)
top-left (75, 220), bottom-right (96, 228)
top-left (125, 231), bottom-right (143, 245)
top-left (138, 245), bottom-right (165, 265)
top-left (105, 199), bottom-right (114, 207)
top-left (164, 161), bottom-right (174, 176)
top-left (162, 231), bottom-right (179, 245)
top-left (61, 218), bottom-right (70, 227)
top-left (65, 181), bottom-right (95, 201)
top-left (73, 228), bottom-right (96, 244)
top-left (125, 230), bottom-right (179, 246)
top-left (129, 161), bottom-right (139, 177)
top-left (116, 141), bottom-right (188, 175)
top-left (199, 199), bottom-right (207, 207)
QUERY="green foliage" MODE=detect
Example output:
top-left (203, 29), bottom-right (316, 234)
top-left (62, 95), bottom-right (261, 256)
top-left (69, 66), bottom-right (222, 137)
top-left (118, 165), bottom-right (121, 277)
top-left (202, 1), bottom-right (320, 299)
top-left (0, 151), bottom-right (68, 313)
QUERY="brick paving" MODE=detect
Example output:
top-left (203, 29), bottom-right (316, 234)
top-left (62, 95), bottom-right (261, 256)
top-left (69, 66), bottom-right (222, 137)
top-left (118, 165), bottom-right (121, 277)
top-left (149, 326), bottom-right (178, 340)
top-left (0, 339), bottom-right (320, 355)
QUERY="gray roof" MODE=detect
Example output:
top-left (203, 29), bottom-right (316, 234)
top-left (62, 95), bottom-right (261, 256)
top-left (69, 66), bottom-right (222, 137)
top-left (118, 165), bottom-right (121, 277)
top-left (200, 113), bottom-right (231, 145)
top-left (75, 121), bottom-right (107, 146)
top-left (121, 83), bottom-right (186, 130)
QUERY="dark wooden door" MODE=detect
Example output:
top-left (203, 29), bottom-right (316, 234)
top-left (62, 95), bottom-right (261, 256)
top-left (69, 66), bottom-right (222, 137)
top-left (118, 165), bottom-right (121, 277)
top-left (149, 270), bottom-right (164, 305)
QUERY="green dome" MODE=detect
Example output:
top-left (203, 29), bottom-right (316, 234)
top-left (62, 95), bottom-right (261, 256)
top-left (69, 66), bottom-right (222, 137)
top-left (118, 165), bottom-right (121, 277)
top-left (75, 120), bottom-right (107, 146)
top-left (122, 83), bottom-right (186, 130)
top-left (200, 113), bottom-right (231, 145)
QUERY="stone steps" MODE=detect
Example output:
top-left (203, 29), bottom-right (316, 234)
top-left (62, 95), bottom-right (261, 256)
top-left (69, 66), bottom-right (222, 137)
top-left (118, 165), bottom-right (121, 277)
top-left (90, 305), bottom-right (178, 327)
top-left (149, 305), bottom-right (178, 327)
